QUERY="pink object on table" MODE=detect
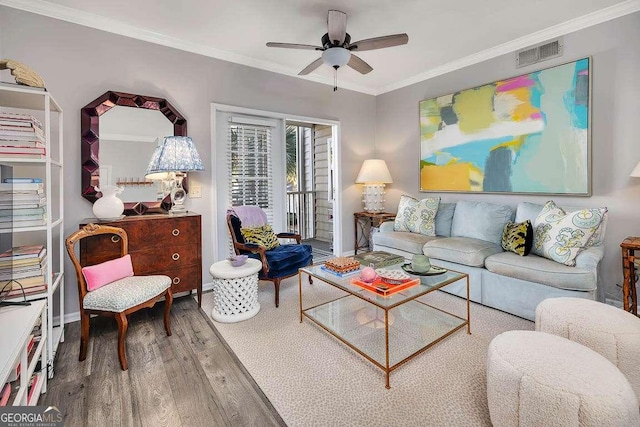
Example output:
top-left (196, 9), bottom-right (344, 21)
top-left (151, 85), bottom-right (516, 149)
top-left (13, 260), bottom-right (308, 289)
top-left (82, 254), bottom-right (134, 291)
top-left (360, 266), bottom-right (378, 283)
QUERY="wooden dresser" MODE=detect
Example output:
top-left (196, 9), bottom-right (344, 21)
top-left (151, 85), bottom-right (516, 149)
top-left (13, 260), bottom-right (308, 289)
top-left (79, 213), bottom-right (203, 306)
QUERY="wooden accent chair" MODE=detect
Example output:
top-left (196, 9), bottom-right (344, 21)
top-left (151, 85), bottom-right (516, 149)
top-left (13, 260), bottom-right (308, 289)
top-left (227, 209), bottom-right (313, 307)
top-left (65, 224), bottom-right (173, 370)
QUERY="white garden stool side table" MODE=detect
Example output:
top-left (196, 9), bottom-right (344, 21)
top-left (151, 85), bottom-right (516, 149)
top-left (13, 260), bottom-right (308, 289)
top-left (209, 258), bottom-right (262, 323)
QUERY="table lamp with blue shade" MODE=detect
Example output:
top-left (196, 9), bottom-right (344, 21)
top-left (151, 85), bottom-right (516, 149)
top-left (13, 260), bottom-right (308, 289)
top-left (145, 136), bottom-right (204, 216)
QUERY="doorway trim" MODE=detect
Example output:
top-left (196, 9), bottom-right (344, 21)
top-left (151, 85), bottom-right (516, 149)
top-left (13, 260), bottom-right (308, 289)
top-left (211, 103), bottom-right (342, 261)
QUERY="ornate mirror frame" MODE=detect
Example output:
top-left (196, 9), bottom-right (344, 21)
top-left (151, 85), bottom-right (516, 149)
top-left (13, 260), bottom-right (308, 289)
top-left (81, 91), bottom-right (187, 215)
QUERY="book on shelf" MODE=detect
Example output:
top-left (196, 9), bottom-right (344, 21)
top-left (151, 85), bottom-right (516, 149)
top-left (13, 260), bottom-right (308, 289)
top-left (1, 284), bottom-right (47, 298)
top-left (0, 133), bottom-right (45, 143)
top-left (0, 182), bottom-right (44, 191)
top-left (0, 140), bottom-right (45, 148)
top-left (0, 207), bottom-right (46, 217)
top-left (0, 147), bottom-right (45, 156)
top-left (0, 113), bottom-right (42, 128)
top-left (0, 268), bottom-right (46, 282)
top-left (6, 335), bottom-right (36, 383)
top-left (0, 126), bottom-right (44, 137)
top-left (0, 191), bottom-right (44, 198)
top-left (26, 374), bottom-right (40, 404)
top-left (0, 257), bottom-right (47, 274)
top-left (0, 255), bottom-right (46, 269)
top-left (0, 245), bottom-right (45, 260)
top-left (0, 200), bottom-right (47, 209)
top-left (1, 275), bottom-right (47, 289)
top-left (0, 219), bottom-right (47, 228)
top-left (0, 383), bottom-right (10, 406)
top-left (0, 214), bottom-right (46, 223)
top-left (0, 119), bottom-right (41, 129)
top-left (2, 178), bottom-right (43, 184)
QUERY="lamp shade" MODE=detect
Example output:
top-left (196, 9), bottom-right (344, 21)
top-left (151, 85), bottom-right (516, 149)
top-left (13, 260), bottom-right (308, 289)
top-left (630, 161), bottom-right (640, 177)
top-left (355, 159), bottom-right (393, 184)
top-left (145, 136), bottom-right (204, 179)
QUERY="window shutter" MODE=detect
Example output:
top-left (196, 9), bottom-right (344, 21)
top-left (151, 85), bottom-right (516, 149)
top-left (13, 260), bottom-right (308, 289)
top-left (226, 122), bottom-right (274, 224)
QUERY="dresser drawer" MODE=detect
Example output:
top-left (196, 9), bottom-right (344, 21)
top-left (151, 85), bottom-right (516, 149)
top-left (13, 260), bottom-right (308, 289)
top-left (81, 216), bottom-right (200, 254)
top-left (131, 244), bottom-right (199, 274)
top-left (154, 265), bottom-right (201, 294)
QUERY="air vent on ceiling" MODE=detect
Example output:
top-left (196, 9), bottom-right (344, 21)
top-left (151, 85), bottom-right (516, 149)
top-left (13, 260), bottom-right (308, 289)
top-left (516, 38), bottom-right (563, 68)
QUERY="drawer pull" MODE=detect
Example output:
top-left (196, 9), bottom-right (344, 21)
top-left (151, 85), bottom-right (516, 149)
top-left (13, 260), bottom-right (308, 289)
top-left (172, 253), bottom-right (180, 261)
top-left (172, 277), bottom-right (181, 285)
top-left (172, 229), bottom-right (180, 236)
top-left (111, 235), bottom-right (121, 243)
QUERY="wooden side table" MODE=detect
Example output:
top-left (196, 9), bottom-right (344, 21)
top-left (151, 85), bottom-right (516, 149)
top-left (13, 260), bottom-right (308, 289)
top-left (354, 212), bottom-right (396, 254)
top-left (621, 236), bottom-right (640, 316)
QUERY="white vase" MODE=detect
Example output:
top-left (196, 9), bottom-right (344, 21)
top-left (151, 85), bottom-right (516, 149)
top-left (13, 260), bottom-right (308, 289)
top-left (93, 185), bottom-right (124, 220)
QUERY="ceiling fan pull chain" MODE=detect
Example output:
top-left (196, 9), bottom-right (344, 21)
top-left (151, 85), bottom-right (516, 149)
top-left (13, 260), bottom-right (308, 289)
top-left (334, 67), bottom-right (338, 92)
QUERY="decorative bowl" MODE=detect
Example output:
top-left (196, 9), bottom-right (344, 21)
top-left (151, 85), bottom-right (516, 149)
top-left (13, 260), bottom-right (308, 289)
top-left (375, 268), bottom-right (411, 285)
top-left (228, 255), bottom-right (248, 267)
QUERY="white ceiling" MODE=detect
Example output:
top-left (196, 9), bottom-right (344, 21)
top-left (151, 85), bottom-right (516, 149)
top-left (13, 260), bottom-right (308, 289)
top-left (4, 0), bottom-right (639, 94)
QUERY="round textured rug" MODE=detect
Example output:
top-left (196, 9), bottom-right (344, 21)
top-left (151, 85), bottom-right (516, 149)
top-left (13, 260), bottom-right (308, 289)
top-left (202, 276), bottom-right (533, 426)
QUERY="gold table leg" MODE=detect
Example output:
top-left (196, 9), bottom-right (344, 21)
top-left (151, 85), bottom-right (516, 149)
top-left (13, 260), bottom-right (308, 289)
top-left (299, 271), bottom-right (303, 323)
top-left (385, 308), bottom-right (390, 389)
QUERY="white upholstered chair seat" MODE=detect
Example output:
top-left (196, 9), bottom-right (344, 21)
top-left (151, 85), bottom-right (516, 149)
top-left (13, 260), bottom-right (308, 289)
top-left (83, 275), bottom-right (171, 312)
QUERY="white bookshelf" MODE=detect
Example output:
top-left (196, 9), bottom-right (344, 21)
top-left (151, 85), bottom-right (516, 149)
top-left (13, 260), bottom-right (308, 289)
top-left (0, 300), bottom-right (47, 405)
top-left (0, 83), bottom-right (65, 378)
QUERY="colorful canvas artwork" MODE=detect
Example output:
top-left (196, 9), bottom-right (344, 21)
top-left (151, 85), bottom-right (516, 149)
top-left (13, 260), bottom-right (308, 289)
top-left (419, 58), bottom-right (590, 195)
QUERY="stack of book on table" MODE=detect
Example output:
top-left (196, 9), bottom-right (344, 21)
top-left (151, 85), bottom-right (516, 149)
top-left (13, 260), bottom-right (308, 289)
top-left (0, 317), bottom-right (43, 406)
top-left (0, 178), bottom-right (46, 228)
top-left (0, 113), bottom-right (46, 158)
top-left (0, 245), bottom-right (47, 298)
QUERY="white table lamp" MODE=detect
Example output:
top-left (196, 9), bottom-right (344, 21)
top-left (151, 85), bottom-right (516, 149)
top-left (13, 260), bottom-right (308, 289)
top-left (355, 159), bottom-right (393, 212)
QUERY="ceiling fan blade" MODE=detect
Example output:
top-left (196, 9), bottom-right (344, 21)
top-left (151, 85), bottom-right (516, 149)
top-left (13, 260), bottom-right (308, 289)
top-left (347, 54), bottom-right (373, 75)
top-left (298, 57), bottom-right (324, 75)
top-left (327, 10), bottom-right (347, 45)
top-left (266, 42), bottom-right (324, 51)
top-left (349, 33), bottom-right (409, 52)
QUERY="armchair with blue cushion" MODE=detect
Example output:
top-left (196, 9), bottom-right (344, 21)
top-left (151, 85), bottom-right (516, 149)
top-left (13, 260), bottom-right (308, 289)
top-left (227, 207), bottom-right (313, 307)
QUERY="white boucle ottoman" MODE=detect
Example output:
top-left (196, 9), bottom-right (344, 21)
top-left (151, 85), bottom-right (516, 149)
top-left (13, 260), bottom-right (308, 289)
top-left (536, 297), bottom-right (640, 403)
top-left (487, 331), bottom-right (639, 427)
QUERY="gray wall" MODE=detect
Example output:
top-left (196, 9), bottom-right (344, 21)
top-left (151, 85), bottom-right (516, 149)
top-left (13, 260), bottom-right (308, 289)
top-left (0, 7), bottom-right (376, 317)
top-left (375, 12), bottom-right (640, 300)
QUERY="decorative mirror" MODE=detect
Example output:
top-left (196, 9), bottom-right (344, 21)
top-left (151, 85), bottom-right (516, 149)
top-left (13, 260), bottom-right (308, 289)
top-left (81, 91), bottom-right (187, 215)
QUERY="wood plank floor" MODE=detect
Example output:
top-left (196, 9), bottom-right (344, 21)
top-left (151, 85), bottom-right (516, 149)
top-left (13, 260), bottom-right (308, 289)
top-left (42, 296), bottom-right (286, 427)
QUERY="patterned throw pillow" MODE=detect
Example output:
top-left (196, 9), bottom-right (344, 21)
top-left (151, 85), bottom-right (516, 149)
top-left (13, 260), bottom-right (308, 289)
top-left (501, 220), bottom-right (533, 256)
top-left (241, 225), bottom-right (280, 250)
top-left (393, 195), bottom-right (440, 236)
top-left (532, 201), bottom-right (607, 266)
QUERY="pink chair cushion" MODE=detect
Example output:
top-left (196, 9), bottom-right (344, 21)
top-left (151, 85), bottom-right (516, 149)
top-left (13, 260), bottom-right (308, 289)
top-left (82, 254), bottom-right (134, 292)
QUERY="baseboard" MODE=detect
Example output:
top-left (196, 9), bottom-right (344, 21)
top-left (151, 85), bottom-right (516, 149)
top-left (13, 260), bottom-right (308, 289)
top-left (57, 282), bottom-right (216, 325)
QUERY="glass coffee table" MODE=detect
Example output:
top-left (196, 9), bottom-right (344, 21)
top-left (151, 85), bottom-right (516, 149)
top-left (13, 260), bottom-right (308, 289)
top-left (298, 263), bottom-right (470, 388)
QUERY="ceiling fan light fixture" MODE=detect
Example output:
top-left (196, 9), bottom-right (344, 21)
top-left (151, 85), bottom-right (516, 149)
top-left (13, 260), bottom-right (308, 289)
top-left (322, 47), bottom-right (351, 68)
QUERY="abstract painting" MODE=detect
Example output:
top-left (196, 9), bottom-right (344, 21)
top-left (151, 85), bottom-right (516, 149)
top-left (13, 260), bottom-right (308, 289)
top-left (419, 58), bottom-right (590, 195)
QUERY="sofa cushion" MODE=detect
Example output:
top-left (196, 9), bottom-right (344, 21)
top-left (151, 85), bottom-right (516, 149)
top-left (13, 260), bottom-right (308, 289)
top-left (423, 237), bottom-right (503, 267)
top-left (532, 201), bottom-right (607, 266)
top-left (451, 201), bottom-right (514, 246)
top-left (501, 220), bottom-right (533, 256)
top-left (435, 203), bottom-right (456, 237)
top-left (375, 231), bottom-right (440, 255)
top-left (393, 195), bottom-right (439, 236)
top-left (516, 201), bottom-right (608, 247)
top-left (485, 251), bottom-right (596, 291)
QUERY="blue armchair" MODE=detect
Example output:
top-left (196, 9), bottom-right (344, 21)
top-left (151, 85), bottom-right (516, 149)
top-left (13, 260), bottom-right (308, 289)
top-left (227, 209), bottom-right (313, 307)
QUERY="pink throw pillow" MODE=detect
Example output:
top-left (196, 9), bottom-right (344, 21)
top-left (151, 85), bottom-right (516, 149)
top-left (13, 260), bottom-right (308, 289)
top-left (82, 254), bottom-right (134, 292)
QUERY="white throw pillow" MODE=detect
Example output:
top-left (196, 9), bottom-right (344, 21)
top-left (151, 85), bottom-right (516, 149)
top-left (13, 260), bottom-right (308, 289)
top-left (393, 195), bottom-right (439, 236)
top-left (532, 201), bottom-right (607, 266)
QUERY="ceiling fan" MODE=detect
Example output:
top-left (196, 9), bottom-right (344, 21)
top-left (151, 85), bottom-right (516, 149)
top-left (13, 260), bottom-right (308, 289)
top-left (266, 10), bottom-right (408, 90)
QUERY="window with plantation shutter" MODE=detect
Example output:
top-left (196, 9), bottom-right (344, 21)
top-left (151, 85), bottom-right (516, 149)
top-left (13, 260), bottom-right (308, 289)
top-left (227, 120), bottom-right (274, 224)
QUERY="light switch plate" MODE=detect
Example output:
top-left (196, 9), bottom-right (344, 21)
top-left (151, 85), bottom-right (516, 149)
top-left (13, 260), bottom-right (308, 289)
top-left (190, 184), bottom-right (202, 198)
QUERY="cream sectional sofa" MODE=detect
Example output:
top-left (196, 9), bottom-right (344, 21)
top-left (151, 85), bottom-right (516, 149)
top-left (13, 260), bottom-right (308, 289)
top-left (372, 200), bottom-right (605, 321)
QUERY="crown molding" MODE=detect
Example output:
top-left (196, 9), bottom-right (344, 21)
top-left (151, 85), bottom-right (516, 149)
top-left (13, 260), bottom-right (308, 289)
top-left (0, 0), bottom-right (377, 95)
top-left (377, 0), bottom-right (640, 94)
top-left (1, 0), bottom-right (638, 96)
